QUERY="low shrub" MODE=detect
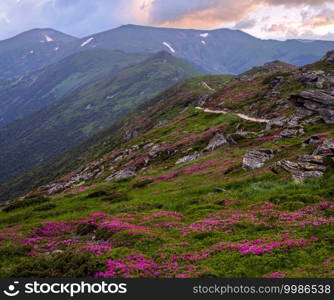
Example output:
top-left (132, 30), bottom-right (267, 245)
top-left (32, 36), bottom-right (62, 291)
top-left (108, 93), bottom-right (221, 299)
top-left (3, 196), bottom-right (49, 212)
top-left (10, 251), bottom-right (105, 277)
top-left (33, 203), bottom-right (57, 212)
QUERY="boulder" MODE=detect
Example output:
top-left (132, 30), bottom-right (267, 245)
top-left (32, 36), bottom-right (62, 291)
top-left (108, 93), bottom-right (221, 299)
top-left (176, 152), bottom-right (202, 165)
top-left (148, 145), bottom-right (161, 158)
top-left (290, 90), bottom-right (334, 124)
top-left (205, 132), bottom-right (230, 151)
top-left (243, 149), bottom-right (276, 170)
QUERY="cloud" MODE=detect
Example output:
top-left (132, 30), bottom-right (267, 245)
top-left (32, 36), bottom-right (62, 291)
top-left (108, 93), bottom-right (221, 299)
top-left (303, 7), bottom-right (334, 27)
top-left (234, 19), bottom-right (257, 30)
top-left (0, 0), bottom-right (334, 41)
top-left (147, 0), bottom-right (334, 28)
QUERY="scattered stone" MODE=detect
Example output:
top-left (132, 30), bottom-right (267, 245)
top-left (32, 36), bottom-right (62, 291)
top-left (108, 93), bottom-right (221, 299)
top-left (213, 187), bottom-right (227, 193)
top-left (176, 152), bottom-right (202, 165)
top-left (243, 149), bottom-right (276, 170)
top-left (154, 120), bottom-right (170, 128)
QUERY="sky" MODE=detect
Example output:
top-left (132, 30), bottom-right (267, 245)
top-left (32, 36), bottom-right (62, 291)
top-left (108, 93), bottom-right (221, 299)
top-left (1, 0), bottom-right (334, 40)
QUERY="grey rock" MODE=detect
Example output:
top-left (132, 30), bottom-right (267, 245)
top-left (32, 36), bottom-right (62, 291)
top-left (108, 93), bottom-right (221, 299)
top-left (291, 90), bottom-right (334, 107)
top-left (105, 169), bottom-right (136, 181)
top-left (290, 90), bottom-right (334, 124)
top-left (205, 133), bottom-right (229, 151)
top-left (124, 129), bottom-right (139, 141)
top-left (323, 50), bottom-right (334, 63)
top-left (314, 138), bottom-right (334, 156)
top-left (299, 70), bottom-right (326, 89)
top-left (176, 152), bottom-right (202, 165)
top-left (275, 128), bottom-right (303, 140)
top-left (143, 142), bottom-right (154, 150)
top-left (302, 135), bottom-right (321, 147)
top-left (213, 187), bottom-right (227, 193)
top-left (243, 149), bottom-right (276, 170)
top-left (319, 109), bottom-right (334, 124)
top-left (274, 157), bottom-right (326, 183)
top-left (154, 120), bottom-right (170, 128)
top-left (47, 183), bottom-right (65, 195)
top-left (149, 145), bottom-right (161, 158)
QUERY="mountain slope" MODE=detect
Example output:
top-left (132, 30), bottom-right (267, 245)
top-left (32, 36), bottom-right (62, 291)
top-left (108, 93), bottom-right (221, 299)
top-left (0, 53), bottom-right (334, 278)
top-left (70, 24), bottom-right (334, 74)
top-left (0, 49), bottom-right (149, 127)
top-left (0, 51), bottom-right (202, 184)
top-left (0, 28), bottom-right (78, 81)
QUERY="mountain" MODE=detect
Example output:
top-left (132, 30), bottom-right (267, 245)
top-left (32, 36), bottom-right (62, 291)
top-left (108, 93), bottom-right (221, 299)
top-left (2, 25), bottom-right (334, 79)
top-left (69, 24), bottom-right (334, 74)
top-left (0, 51), bottom-right (202, 184)
top-left (0, 28), bottom-right (79, 81)
top-left (0, 52), bottom-right (333, 278)
top-left (0, 49), bottom-right (149, 127)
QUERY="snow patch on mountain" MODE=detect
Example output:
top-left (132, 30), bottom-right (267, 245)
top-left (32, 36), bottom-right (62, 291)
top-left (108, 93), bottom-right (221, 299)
top-left (54, 46), bottom-right (59, 51)
top-left (163, 42), bottom-right (176, 53)
top-left (44, 34), bottom-right (54, 42)
top-left (201, 40), bottom-right (206, 45)
top-left (81, 37), bottom-right (94, 47)
top-left (200, 33), bottom-right (209, 38)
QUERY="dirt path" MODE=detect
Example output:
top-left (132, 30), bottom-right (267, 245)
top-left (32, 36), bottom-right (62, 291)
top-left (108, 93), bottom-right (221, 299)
top-left (195, 107), bottom-right (270, 124)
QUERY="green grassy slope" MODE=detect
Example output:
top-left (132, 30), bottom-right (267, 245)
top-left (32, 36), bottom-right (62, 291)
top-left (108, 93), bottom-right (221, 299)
top-left (0, 54), bottom-right (333, 278)
top-left (0, 49), bottom-right (149, 127)
top-left (0, 51), bottom-right (203, 184)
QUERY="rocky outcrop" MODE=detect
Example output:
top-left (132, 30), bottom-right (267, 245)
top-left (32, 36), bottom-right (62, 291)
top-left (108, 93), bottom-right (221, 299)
top-left (274, 156), bottom-right (326, 183)
top-left (243, 149), bottom-right (276, 170)
top-left (313, 138), bottom-right (334, 156)
top-left (299, 70), bottom-right (326, 89)
top-left (124, 129), bottom-right (139, 141)
top-left (290, 90), bottom-right (334, 124)
top-left (275, 128), bottom-right (304, 140)
top-left (205, 132), bottom-right (231, 151)
top-left (41, 160), bottom-right (105, 194)
top-left (323, 50), bottom-right (334, 64)
top-left (176, 152), bottom-right (202, 165)
top-left (274, 138), bottom-right (334, 182)
top-left (105, 169), bottom-right (136, 181)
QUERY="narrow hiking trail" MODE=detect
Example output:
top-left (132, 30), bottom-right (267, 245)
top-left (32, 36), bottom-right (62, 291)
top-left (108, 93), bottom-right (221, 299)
top-left (195, 107), bottom-right (270, 124)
